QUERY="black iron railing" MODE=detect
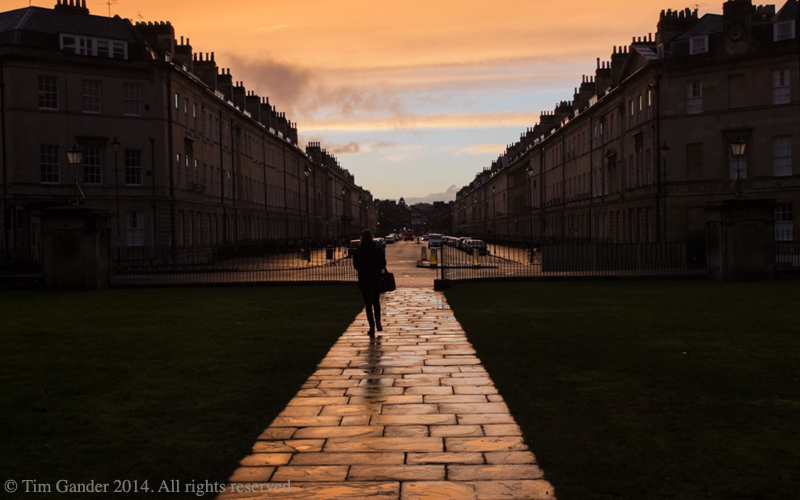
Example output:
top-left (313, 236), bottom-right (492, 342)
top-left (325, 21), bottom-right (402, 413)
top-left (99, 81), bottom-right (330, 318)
top-left (111, 243), bottom-right (357, 286)
top-left (439, 239), bottom-right (707, 280)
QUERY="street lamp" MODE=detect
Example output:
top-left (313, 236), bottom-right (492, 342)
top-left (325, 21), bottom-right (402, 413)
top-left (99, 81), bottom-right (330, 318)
top-left (730, 136), bottom-right (746, 197)
top-left (491, 185), bottom-right (496, 238)
top-left (341, 186), bottom-right (347, 239)
top-left (304, 167), bottom-right (310, 239)
top-left (658, 142), bottom-right (670, 242)
top-left (66, 144), bottom-right (84, 205)
top-left (111, 138), bottom-right (122, 263)
top-left (358, 197), bottom-right (364, 231)
top-left (526, 166), bottom-right (534, 244)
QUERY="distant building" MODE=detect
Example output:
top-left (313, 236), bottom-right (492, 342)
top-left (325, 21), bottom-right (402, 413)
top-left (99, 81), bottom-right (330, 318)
top-left (455, 0), bottom-right (799, 244)
top-left (0, 0), bottom-right (376, 260)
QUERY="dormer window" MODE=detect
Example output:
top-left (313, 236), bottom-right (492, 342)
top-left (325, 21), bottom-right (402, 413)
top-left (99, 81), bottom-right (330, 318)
top-left (774, 20), bottom-right (796, 41)
top-left (60, 33), bottom-right (127, 59)
top-left (690, 35), bottom-right (708, 55)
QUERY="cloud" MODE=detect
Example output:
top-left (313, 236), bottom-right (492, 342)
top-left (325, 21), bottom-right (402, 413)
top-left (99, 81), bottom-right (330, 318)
top-left (302, 110), bottom-right (541, 132)
top-left (385, 154), bottom-right (411, 163)
top-left (456, 144), bottom-right (504, 156)
top-left (322, 141), bottom-right (360, 155)
top-left (402, 185), bottom-right (459, 204)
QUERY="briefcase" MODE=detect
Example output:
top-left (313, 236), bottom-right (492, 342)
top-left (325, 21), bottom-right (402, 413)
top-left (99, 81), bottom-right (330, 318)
top-left (381, 270), bottom-right (396, 292)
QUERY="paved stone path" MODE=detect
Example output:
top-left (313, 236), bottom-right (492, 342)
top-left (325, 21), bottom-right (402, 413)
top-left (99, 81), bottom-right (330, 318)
top-left (219, 288), bottom-right (555, 500)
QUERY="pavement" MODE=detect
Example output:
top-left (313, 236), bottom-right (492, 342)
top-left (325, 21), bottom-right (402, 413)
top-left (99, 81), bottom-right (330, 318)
top-left (219, 287), bottom-right (555, 500)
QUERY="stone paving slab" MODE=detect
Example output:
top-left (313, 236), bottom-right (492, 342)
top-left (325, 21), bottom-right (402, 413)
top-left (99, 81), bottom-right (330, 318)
top-left (218, 288), bottom-right (556, 500)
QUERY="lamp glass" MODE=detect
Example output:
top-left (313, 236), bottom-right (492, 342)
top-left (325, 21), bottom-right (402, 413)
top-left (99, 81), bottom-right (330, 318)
top-left (66, 144), bottom-right (83, 166)
top-left (659, 142), bottom-right (671, 159)
top-left (730, 136), bottom-right (746, 157)
top-left (111, 137), bottom-right (121, 154)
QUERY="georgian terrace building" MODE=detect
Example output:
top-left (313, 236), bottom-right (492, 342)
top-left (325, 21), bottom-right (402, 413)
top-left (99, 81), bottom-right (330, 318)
top-left (455, 0), bottom-right (799, 244)
top-left (0, 1), bottom-right (377, 258)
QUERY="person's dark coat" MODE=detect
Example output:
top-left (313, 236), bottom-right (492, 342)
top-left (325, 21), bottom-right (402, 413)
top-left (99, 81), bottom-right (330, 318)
top-left (353, 242), bottom-right (386, 292)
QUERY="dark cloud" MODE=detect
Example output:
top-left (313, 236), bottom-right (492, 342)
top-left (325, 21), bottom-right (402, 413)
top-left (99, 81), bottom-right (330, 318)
top-left (227, 56), bottom-right (407, 121)
top-left (326, 142), bottom-right (361, 155)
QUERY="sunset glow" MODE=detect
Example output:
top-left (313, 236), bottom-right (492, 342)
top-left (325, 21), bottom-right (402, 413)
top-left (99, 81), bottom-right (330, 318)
top-left (26, 0), bottom-right (723, 200)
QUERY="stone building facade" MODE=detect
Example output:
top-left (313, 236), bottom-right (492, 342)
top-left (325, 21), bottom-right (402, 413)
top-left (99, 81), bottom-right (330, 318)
top-left (455, 0), bottom-right (799, 244)
top-left (0, 1), bottom-right (377, 260)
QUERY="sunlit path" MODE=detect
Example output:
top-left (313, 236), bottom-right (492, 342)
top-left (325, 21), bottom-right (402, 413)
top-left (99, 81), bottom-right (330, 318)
top-left (218, 288), bottom-right (555, 500)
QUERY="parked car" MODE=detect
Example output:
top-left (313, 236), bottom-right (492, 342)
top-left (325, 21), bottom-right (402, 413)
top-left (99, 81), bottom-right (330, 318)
top-left (428, 233), bottom-right (443, 249)
top-left (385, 234), bottom-right (396, 243)
top-left (375, 237), bottom-right (386, 249)
top-left (348, 239), bottom-right (361, 257)
top-left (466, 239), bottom-right (490, 256)
top-left (421, 234), bottom-right (430, 241)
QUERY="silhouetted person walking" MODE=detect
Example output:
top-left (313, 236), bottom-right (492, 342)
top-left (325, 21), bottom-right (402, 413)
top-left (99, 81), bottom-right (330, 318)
top-left (353, 229), bottom-right (386, 339)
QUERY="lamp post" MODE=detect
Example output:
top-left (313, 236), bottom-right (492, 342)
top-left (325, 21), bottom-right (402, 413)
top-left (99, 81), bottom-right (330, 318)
top-left (66, 144), bottom-right (84, 205)
top-left (472, 196), bottom-right (477, 235)
top-left (526, 166), bottom-right (535, 245)
top-left (341, 186), bottom-right (347, 240)
top-left (658, 142), bottom-right (670, 242)
top-left (358, 197), bottom-right (364, 231)
top-left (491, 185), bottom-right (496, 238)
top-left (111, 137), bottom-right (122, 264)
top-left (304, 167), bottom-right (310, 239)
top-left (730, 135), bottom-right (746, 198)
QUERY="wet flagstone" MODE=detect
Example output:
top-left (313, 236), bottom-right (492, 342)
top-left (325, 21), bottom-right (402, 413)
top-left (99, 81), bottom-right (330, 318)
top-left (219, 288), bottom-right (555, 499)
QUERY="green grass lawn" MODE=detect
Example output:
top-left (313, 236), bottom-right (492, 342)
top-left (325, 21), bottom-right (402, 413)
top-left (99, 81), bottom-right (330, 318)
top-left (0, 286), bottom-right (362, 499)
top-left (445, 280), bottom-right (800, 500)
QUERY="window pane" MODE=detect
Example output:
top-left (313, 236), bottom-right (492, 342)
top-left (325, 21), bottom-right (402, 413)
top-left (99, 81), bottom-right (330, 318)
top-left (81, 80), bottom-right (101, 113)
top-left (82, 146), bottom-right (102, 184)
top-left (127, 211), bottom-right (145, 246)
top-left (40, 145), bottom-right (60, 183)
top-left (124, 149), bottom-right (143, 185)
top-left (123, 83), bottom-right (141, 115)
top-left (38, 76), bottom-right (58, 109)
top-left (773, 136), bottom-right (792, 177)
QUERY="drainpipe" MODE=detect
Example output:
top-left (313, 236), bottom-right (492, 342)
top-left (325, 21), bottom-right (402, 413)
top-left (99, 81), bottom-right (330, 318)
top-left (219, 110), bottom-right (225, 242)
top-left (150, 137), bottom-right (156, 245)
top-left (166, 80), bottom-right (176, 252)
top-left (0, 60), bottom-right (8, 265)
top-left (230, 119), bottom-right (238, 243)
top-left (261, 135), bottom-right (268, 237)
top-left (654, 73), bottom-right (662, 243)
top-left (283, 145), bottom-right (288, 243)
top-left (561, 133), bottom-right (566, 239)
top-left (589, 116), bottom-right (594, 239)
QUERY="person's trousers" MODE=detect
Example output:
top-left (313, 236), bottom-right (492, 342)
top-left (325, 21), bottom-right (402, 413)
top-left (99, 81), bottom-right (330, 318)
top-left (361, 289), bottom-right (381, 330)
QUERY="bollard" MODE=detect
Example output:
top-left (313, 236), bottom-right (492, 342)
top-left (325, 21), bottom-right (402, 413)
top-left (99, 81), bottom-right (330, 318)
top-left (421, 247), bottom-right (428, 260)
top-left (430, 249), bottom-right (437, 266)
top-left (473, 248), bottom-right (480, 266)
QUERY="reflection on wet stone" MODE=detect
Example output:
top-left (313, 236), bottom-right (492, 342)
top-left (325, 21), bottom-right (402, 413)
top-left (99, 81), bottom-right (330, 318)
top-left (220, 288), bottom-right (554, 499)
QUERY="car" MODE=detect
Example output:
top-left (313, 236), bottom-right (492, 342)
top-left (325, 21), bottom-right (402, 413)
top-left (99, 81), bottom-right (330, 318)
top-left (421, 234), bottom-right (430, 241)
top-left (375, 237), bottom-right (386, 249)
top-left (466, 239), bottom-right (490, 256)
top-left (427, 233), bottom-right (443, 249)
top-left (348, 239), bottom-right (361, 257)
top-left (403, 230), bottom-right (415, 241)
